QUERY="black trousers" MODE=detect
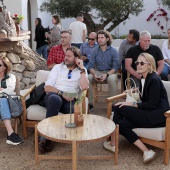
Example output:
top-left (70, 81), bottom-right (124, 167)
top-left (113, 105), bottom-right (165, 144)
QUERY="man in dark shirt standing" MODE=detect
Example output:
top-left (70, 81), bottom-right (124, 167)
top-left (88, 30), bottom-right (119, 110)
top-left (125, 30), bottom-right (164, 87)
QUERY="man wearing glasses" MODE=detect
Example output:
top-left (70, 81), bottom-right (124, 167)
top-left (80, 32), bottom-right (98, 70)
top-left (125, 30), bottom-right (164, 87)
top-left (47, 30), bottom-right (71, 69)
top-left (88, 30), bottom-right (119, 110)
top-left (39, 46), bottom-right (89, 153)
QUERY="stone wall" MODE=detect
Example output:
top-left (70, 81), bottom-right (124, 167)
top-left (0, 41), bottom-right (48, 90)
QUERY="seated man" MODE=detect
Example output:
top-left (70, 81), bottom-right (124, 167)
top-left (47, 30), bottom-right (71, 69)
top-left (39, 46), bottom-right (89, 153)
top-left (88, 30), bottom-right (119, 110)
top-left (125, 30), bottom-right (164, 87)
top-left (80, 32), bottom-right (98, 70)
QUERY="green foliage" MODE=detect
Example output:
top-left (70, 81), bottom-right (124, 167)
top-left (40, 0), bottom-right (144, 32)
top-left (162, 0), bottom-right (170, 9)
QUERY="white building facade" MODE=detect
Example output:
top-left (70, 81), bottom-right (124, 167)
top-left (3, 0), bottom-right (170, 49)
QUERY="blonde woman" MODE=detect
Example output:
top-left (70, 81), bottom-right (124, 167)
top-left (104, 53), bottom-right (169, 164)
top-left (0, 56), bottom-right (23, 145)
top-left (161, 28), bottom-right (170, 80)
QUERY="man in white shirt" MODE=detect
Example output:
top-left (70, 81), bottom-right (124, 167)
top-left (39, 46), bottom-right (89, 153)
top-left (69, 13), bottom-right (87, 48)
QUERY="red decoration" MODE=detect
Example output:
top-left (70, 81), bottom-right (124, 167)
top-left (146, 1), bottom-right (168, 31)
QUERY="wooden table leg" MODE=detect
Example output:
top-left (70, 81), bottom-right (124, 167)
top-left (114, 125), bottom-right (119, 165)
top-left (72, 140), bottom-right (77, 170)
top-left (35, 125), bottom-right (39, 165)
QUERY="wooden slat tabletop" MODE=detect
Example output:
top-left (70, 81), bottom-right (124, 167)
top-left (37, 114), bottom-right (115, 143)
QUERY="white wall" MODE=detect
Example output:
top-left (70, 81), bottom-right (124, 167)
top-left (115, 0), bottom-right (170, 36)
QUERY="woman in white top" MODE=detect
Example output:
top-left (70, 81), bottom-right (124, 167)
top-left (161, 28), bottom-right (170, 81)
top-left (0, 56), bottom-right (23, 145)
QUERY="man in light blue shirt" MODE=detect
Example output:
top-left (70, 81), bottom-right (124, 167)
top-left (80, 32), bottom-right (98, 70)
top-left (88, 30), bottom-right (119, 110)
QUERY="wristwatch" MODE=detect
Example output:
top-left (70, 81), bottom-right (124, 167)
top-left (132, 102), bottom-right (137, 107)
top-left (58, 90), bottom-right (64, 97)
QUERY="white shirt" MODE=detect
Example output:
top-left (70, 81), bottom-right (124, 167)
top-left (0, 73), bottom-right (16, 95)
top-left (45, 63), bottom-right (86, 92)
top-left (69, 21), bottom-right (87, 43)
top-left (162, 40), bottom-right (170, 60)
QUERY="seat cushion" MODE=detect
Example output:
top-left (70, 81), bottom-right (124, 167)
top-left (132, 127), bottom-right (165, 141)
top-left (36, 70), bottom-right (50, 87)
top-left (27, 105), bottom-right (63, 121)
top-left (27, 105), bottom-right (46, 120)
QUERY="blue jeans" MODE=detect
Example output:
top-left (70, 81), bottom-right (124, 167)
top-left (0, 98), bottom-right (11, 120)
top-left (44, 92), bottom-right (75, 118)
top-left (36, 44), bottom-right (48, 60)
top-left (160, 62), bottom-right (170, 81)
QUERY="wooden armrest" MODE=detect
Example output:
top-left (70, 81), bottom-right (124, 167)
top-left (106, 93), bottom-right (126, 102)
top-left (106, 93), bottom-right (126, 119)
top-left (164, 110), bottom-right (170, 118)
top-left (20, 84), bottom-right (36, 99)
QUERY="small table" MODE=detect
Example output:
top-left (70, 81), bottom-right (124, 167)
top-left (35, 114), bottom-right (119, 170)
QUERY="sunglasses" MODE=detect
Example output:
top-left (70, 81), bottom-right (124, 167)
top-left (88, 38), bottom-right (95, 41)
top-left (135, 61), bottom-right (149, 66)
top-left (68, 70), bottom-right (72, 79)
top-left (0, 64), bottom-right (4, 67)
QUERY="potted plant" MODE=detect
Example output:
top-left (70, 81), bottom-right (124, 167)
top-left (74, 91), bottom-right (86, 125)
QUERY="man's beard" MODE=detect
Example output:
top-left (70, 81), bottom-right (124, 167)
top-left (64, 61), bottom-right (75, 68)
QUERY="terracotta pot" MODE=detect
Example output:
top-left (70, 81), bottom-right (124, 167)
top-left (15, 23), bottom-right (20, 36)
top-left (74, 104), bottom-right (82, 125)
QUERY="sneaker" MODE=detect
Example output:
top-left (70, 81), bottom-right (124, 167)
top-left (6, 132), bottom-right (24, 145)
top-left (103, 141), bottom-right (115, 153)
top-left (143, 150), bottom-right (156, 164)
top-left (89, 104), bottom-right (93, 111)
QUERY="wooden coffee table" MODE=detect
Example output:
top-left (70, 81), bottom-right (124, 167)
top-left (35, 114), bottom-right (119, 170)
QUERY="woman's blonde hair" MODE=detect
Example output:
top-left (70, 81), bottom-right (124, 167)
top-left (0, 55), bottom-right (12, 73)
top-left (138, 53), bottom-right (156, 73)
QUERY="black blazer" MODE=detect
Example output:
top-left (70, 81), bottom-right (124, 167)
top-left (35, 25), bottom-right (46, 49)
top-left (137, 72), bottom-right (169, 125)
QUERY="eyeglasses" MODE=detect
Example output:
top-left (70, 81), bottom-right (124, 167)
top-left (88, 38), bottom-right (95, 41)
top-left (61, 36), bottom-right (68, 39)
top-left (68, 70), bottom-right (72, 79)
top-left (0, 64), bottom-right (4, 67)
top-left (135, 61), bottom-right (149, 66)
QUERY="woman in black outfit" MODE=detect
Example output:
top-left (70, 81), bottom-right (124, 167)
top-left (103, 52), bottom-right (169, 164)
top-left (34, 18), bottom-right (47, 60)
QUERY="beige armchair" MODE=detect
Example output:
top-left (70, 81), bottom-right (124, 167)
top-left (21, 70), bottom-right (88, 139)
top-left (106, 80), bottom-right (170, 165)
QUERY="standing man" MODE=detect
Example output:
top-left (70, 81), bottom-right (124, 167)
top-left (69, 13), bottom-right (87, 48)
top-left (39, 46), bottom-right (89, 153)
top-left (88, 30), bottom-right (119, 110)
top-left (125, 30), bottom-right (164, 87)
top-left (47, 30), bottom-right (71, 69)
top-left (80, 32), bottom-right (98, 70)
top-left (119, 29), bottom-right (139, 90)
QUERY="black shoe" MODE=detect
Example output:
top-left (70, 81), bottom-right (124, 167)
top-left (89, 104), bottom-right (93, 111)
top-left (6, 132), bottom-right (24, 145)
top-left (45, 140), bottom-right (53, 152)
top-left (38, 140), bottom-right (46, 154)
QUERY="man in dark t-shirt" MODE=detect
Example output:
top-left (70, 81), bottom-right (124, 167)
top-left (125, 30), bottom-right (164, 87)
